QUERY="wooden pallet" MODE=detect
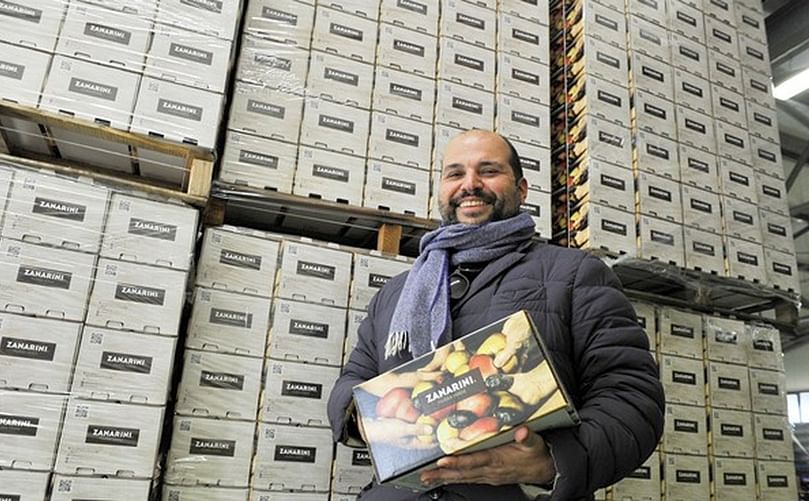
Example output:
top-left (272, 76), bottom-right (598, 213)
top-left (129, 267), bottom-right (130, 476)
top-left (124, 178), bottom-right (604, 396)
top-left (0, 101), bottom-right (214, 206)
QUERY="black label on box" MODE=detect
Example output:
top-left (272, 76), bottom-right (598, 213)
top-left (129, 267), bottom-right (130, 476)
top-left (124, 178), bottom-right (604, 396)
top-left (732, 211), bottom-right (753, 224)
top-left (676, 11), bottom-right (697, 26)
top-left (289, 319), bottom-right (329, 339)
top-left (512, 110), bottom-right (539, 127)
top-left (369, 273), bottom-right (391, 288)
top-left (681, 81), bottom-right (703, 97)
top-left (296, 261), bottom-right (336, 280)
top-left (0, 60), bottom-right (24, 80)
top-left (512, 28), bottom-right (539, 45)
top-left (688, 158), bottom-right (709, 173)
top-left (254, 54), bottom-right (291, 71)
top-left (69, 77), bottom-right (118, 101)
top-left (394, 39), bottom-right (425, 57)
top-left (190, 438), bottom-right (236, 456)
top-left (597, 90), bottom-right (621, 107)
top-left (200, 370), bottom-right (245, 391)
top-left (313, 164), bottom-right (350, 182)
top-left (325, 67), bottom-right (359, 87)
top-left (512, 68), bottom-right (539, 85)
top-left (720, 97), bottom-right (740, 112)
top-left (115, 284), bottom-right (166, 305)
top-left (0, 336), bottom-right (56, 361)
top-left (767, 223), bottom-right (787, 236)
top-left (595, 13), bottom-right (619, 31)
top-left (639, 0), bottom-right (659, 7)
top-left (220, 249), bottom-right (262, 270)
top-left (763, 428), bottom-right (784, 441)
top-left (762, 184), bottom-right (782, 198)
top-left (754, 112), bottom-right (772, 127)
top-left (158, 98), bottom-right (203, 122)
top-left (671, 324), bottom-right (694, 338)
top-left (680, 46), bottom-right (700, 61)
top-left (753, 339), bottom-right (774, 352)
top-left (648, 185), bottom-right (672, 201)
top-left (262, 7), bottom-right (297, 25)
top-left (737, 252), bottom-right (758, 266)
top-left (318, 114), bottom-right (354, 133)
top-left (627, 465), bottom-right (651, 479)
top-left (773, 262), bottom-right (792, 275)
top-left (128, 217), bottom-right (178, 241)
top-left (639, 29), bottom-right (661, 45)
top-left (451, 97), bottom-right (483, 115)
top-left (715, 331), bottom-right (737, 344)
top-left (724, 473), bottom-right (747, 486)
top-left (386, 128), bottom-right (420, 147)
top-left (647, 144), bottom-right (670, 160)
top-left (522, 156), bottom-right (540, 171)
top-left (596, 51), bottom-right (620, 68)
top-left (456, 12), bottom-right (484, 29)
top-left (0, 0), bottom-right (42, 22)
top-left (650, 230), bottom-right (674, 246)
top-left (330, 23), bottom-right (363, 41)
top-left (716, 62), bottom-right (736, 77)
top-left (758, 148), bottom-right (777, 163)
top-left (100, 351), bottom-right (153, 374)
top-left (598, 131), bottom-right (623, 147)
top-left (86, 425), bottom-right (140, 447)
top-left (710, 0), bottom-right (729, 9)
top-left (601, 219), bottom-right (627, 235)
top-left (600, 174), bottom-right (625, 191)
top-left (415, 368), bottom-right (486, 414)
top-left (352, 449), bottom-right (372, 466)
top-left (713, 28), bottom-right (732, 43)
top-left (169, 43), bottom-right (213, 65)
top-left (281, 380), bottom-right (323, 399)
top-left (758, 382), bottom-right (779, 395)
top-left (520, 203), bottom-right (540, 217)
top-left (247, 99), bottom-right (285, 119)
top-left (724, 133), bottom-right (744, 148)
top-left (181, 0), bottom-right (222, 13)
top-left (85, 23), bottom-right (131, 45)
top-left (398, 0), bottom-right (427, 14)
top-left (728, 172), bottom-right (749, 186)
top-left (641, 66), bottom-right (664, 82)
top-left (644, 103), bottom-right (667, 120)
top-left (0, 414), bottom-right (39, 436)
top-left (390, 83), bottom-right (422, 101)
top-left (767, 475), bottom-right (788, 487)
top-left (718, 377), bottom-right (741, 390)
top-left (742, 15), bottom-right (759, 28)
top-left (750, 79), bottom-right (768, 92)
top-left (693, 241), bottom-right (716, 256)
top-left (0, 494), bottom-right (21, 501)
top-left (674, 419), bottom-right (698, 433)
top-left (721, 423), bottom-right (743, 436)
top-left (676, 470), bottom-right (701, 484)
top-left (672, 371), bottom-right (696, 385)
top-left (16, 265), bottom-right (72, 289)
top-left (275, 445), bottom-right (317, 463)
top-left (210, 308), bottom-right (253, 329)
top-left (239, 150), bottom-right (278, 169)
top-left (691, 198), bottom-right (712, 213)
top-left (382, 177), bottom-right (416, 195)
top-left (454, 54), bottom-right (484, 71)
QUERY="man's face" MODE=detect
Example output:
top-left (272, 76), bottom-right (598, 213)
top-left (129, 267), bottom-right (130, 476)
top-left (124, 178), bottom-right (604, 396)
top-left (438, 131), bottom-right (528, 225)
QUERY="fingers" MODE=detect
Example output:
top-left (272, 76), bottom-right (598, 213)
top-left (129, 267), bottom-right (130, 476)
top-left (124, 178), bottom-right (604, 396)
top-left (514, 426), bottom-right (543, 450)
top-left (493, 348), bottom-right (516, 368)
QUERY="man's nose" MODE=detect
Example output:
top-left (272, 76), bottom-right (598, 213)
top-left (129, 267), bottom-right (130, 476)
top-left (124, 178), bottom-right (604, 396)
top-left (460, 171), bottom-right (483, 192)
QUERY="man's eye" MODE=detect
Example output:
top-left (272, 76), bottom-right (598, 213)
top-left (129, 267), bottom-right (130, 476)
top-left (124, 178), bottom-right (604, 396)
top-left (445, 172), bottom-right (462, 179)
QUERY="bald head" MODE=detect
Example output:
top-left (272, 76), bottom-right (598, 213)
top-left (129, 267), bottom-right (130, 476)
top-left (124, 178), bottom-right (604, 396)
top-left (444, 130), bottom-right (524, 184)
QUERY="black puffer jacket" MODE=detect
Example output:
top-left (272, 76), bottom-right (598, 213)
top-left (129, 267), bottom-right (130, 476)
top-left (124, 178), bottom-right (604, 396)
top-left (328, 242), bottom-right (665, 500)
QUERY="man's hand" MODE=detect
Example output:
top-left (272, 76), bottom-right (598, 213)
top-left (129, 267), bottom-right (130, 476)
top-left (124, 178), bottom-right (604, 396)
top-left (419, 426), bottom-right (556, 487)
top-left (359, 417), bottom-right (436, 449)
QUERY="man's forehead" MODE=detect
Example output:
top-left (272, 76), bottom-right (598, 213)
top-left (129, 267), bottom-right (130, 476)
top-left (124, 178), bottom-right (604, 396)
top-left (443, 131), bottom-right (510, 161)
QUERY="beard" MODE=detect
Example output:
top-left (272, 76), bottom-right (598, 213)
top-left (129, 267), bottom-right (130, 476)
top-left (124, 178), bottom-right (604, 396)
top-left (439, 184), bottom-right (523, 225)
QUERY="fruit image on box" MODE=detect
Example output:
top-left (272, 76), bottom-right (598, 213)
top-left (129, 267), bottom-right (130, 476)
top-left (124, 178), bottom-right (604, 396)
top-left (353, 311), bottom-right (578, 491)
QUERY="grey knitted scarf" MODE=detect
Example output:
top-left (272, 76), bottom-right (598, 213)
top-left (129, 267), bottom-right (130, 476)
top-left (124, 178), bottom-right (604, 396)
top-left (387, 212), bottom-right (536, 359)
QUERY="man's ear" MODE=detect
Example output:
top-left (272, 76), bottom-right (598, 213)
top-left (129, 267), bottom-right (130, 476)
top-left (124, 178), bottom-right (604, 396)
top-left (518, 177), bottom-right (528, 203)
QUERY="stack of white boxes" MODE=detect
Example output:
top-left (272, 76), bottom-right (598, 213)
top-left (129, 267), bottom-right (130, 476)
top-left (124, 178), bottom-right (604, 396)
top-left (598, 301), bottom-right (797, 501)
top-left (0, 159), bottom-right (196, 500)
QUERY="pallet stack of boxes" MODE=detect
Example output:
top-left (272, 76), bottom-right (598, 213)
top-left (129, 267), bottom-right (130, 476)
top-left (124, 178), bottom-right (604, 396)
top-left (0, 159), bottom-right (197, 499)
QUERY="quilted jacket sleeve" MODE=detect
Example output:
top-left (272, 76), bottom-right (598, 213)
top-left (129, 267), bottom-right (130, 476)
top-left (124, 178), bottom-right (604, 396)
top-left (544, 254), bottom-right (665, 499)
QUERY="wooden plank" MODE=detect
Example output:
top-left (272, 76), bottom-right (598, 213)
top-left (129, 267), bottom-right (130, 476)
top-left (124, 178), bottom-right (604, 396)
top-left (187, 157), bottom-right (213, 199)
top-left (775, 302), bottom-right (799, 327)
top-left (377, 224), bottom-right (403, 254)
top-left (0, 127), bottom-right (10, 154)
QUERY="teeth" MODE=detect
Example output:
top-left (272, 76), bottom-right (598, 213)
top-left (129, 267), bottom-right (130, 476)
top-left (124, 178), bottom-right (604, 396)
top-left (459, 200), bottom-right (486, 208)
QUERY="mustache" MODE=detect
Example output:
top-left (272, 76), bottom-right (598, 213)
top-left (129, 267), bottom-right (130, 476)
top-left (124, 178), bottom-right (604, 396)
top-left (450, 188), bottom-right (496, 208)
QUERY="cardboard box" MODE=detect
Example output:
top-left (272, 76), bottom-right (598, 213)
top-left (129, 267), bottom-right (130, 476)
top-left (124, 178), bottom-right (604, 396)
top-left (435, 79), bottom-right (494, 130)
top-left (306, 50), bottom-right (374, 109)
top-left (627, 14), bottom-right (670, 63)
top-left (683, 226), bottom-right (725, 275)
top-left (670, 32), bottom-right (709, 79)
top-left (497, 54), bottom-right (549, 106)
top-left (79, 0), bottom-right (157, 16)
top-left (711, 85), bottom-right (746, 129)
top-left (708, 407), bottom-right (754, 458)
top-left (372, 67), bottom-right (435, 123)
top-left (567, 203), bottom-right (637, 256)
top-left (567, 159), bottom-right (634, 212)
top-left (101, 193), bottom-right (197, 270)
top-left (567, 0), bottom-right (627, 50)
top-left (725, 237), bottom-right (765, 283)
top-left (658, 308), bottom-right (703, 359)
top-left (708, 49), bottom-right (743, 94)
top-left (252, 492), bottom-right (328, 501)
top-left (131, 77), bottom-right (224, 150)
top-left (663, 404), bottom-right (707, 455)
top-left (377, 23), bottom-right (438, 78)
top-left (568, 116), bottom-right (632, 169)
top-left (316, 0), bottom-right (381, 21)
top-left (706, 361), bottom-right (751, 411)
top-left (243, 0), bottom-right (315, 48)
top-left (630, 301), bottom-right (657, 352)
top-left (522, 189), bottom-right (552, 239)
top-left (721, 196), bottom-right (761, 244)
top-left (368, 112), bottom-right (434, 169)
top-left (627, 0), bottom-right (666, 25)
top-left (756, 460), bottom-right (799, 501)
top-left (662, 453), bottom-right (710, 501)
top-left (749, 368), bottom-right (787, 416)
top-left (236, 34), bottom-right (309, 91)
top-left (56, 3), bottom-right (151, 71)
top-left (633, 90), bottom-right (677, 140)
top-left (629, 51), bottom-right (674, 101)
top-left (144, 24), bottom-right (233, 92)
top-left (636, 172), bottom-right (682, 224)
top-left (747, 100), bottom-right (779, 143)
top-left (0, 0), bottom-right (66, 51)
top-left (0, 314), bottom-right (80, 392)
top-left (0, 165), bottom-right (12, 222)
top-left (750, 136), bottom-right (784, 179)
top-left (0, 239), bottom-right (95, 321)
top-left (705, 16), bottom-right (738, 59)
top-left (252, 423), bottom-right (333, 491)
top-left (753, 414), bottom-right (793, 461)
top-left (739, 34), bottom-right (771, 75)
top-left (497, 0), bottom-right (548, 25)
top-left (294, 146), bottom-right (365, 204)
top-left (50, 476), bottom-right (151, 501)
top-left (343, 309), bottom-right (365, 365)
top-left (1, 168), bottom-right (109, 252)
top-left (196, 226), bottom-right (281, 297)
top-left (667, 0), bottom-right (705, 43)
top-left (267, 298), bottom-right (346, 366)
top-left (0, 469), bottom-right (50, 501)
top-left (0, 389), bottom-right (65, 470)
top-left (350, 252), bottom-right (412, 311)
top-left (704, 316), bottom-right (748, 365)
top-left (0, 42), bottom-right (51, 107)
top-left (437, 37), bottom-right (495, 91)
top-left (679, 144), bottom-right (719, 192)
top-left (354, 311), bottom-right (579, 490)
top-left (498, 13), bottom-right (548, 64)
top-left (711, 457), bottom-right (756, 500)
top-left (718, 159), bottom-right (756, 203)
top-left (516, 142), bottom-right (552, 193)
top-left (765, 248), bottom-right (800, 293)
top-left (440, 0), bottom-right (495, 49)
top-left (259, 359), bottom-right (340, 426)
top-left (742, 66), bottom-right (774, 109)
top-left (55, 399), bottom-right (163, 477)
top-left (175, 349), bottom-right (263, 420)
top-left (165, 416), bottom-right (256, 487)
top-left (570, 74), bottom-right (630, 128)
top-left (675, 106), bottom-right (716, 153)
top-left (72, 326), bottom-right (176, 405)
top-left (164, 486), bottom-right (249, 501)
top-left (379, 0), bottom-right (439, 35)
top-left (681, 186), bottom-right (722, 234)
top-left (332, 443), bottom-right (373, 494)
top-left (86, 258), bottom-right (187, 335)
top-left (430, 124), bottom-right (464, 173)
top-left (219, 132), bottom-right (297, 193)
top-left (673, 69), bottom-right (712, 119)
top-left (275, 240), bottom-right (352, 307)
top-left (299, 98), bottom-right (370, 157)
top-left (311, 6), bottom-right (377, 63)
top-left (154, 0), bottom-right (240, 40)
top-left (497, 95), bottom-right (549, 147)
top-left (228, 82), bottom-right (304, 143)
top-left (660, 354), bottom-right (705, 406)
top-left (569, 36), bottom-right (629, 87)
top-left (364, 160), bottom-right (430, 218)
top-left (704, 0), bottom-right (736, 26)
top-left (736, 4), bottom-right (766, 43)
top-left (187, 287), bottom-right (271, 357)
top-left (747, 324), bottom-right (783, 371)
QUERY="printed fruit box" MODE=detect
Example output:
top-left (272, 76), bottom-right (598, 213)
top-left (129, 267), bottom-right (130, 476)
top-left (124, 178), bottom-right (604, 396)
top-left (352, 310), bottom-right (579, 491)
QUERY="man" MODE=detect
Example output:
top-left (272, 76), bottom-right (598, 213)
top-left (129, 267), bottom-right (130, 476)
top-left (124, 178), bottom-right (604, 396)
top-left (328, 130), bottom-right (665, 500)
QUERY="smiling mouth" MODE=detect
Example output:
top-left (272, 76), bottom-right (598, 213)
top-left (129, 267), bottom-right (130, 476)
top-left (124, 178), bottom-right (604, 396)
top-left (458, 199), bottom-right (488, 208)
